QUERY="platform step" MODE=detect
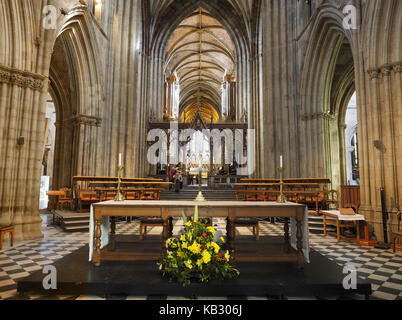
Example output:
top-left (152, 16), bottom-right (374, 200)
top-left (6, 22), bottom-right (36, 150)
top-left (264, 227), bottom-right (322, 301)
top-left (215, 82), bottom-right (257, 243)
top-left (53, 211), bottom-right (90, 232)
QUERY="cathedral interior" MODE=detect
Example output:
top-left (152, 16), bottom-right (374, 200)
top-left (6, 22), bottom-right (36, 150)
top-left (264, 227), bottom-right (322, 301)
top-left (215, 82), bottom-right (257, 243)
top-left (0, 0), bottom-right (401, 301)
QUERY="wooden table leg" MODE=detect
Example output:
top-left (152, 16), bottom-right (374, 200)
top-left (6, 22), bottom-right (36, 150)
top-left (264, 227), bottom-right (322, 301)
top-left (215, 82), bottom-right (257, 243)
top-left (168, 217), bottom-right (174, 238)
top-left (162, 210), bottom-right (169, 255)
top-left (228, 210), bottom-right (236, 263)
top-left (323, 215), bottom-right (327, 237)
top-left (336, 219), bottom-right (341, 242)
top-left (296, 211), bottom-right (304, 266)
top-left (226, 217), bottom-right (231, 243)
top-left (110, 217), bottom-right (116, 251)
top-left (356, 220), bottom-right (360, 244)
top-left (94, 217), bottom-right (102, 267)
top-left (284, 218), bottom-right (290, 254)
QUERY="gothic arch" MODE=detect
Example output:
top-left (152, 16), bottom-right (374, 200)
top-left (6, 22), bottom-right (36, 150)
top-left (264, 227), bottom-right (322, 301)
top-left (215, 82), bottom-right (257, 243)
top-left (143, 0), bottom-right (253, 123)
top-left (48, 9), bottom-right (104, 189)
top-left (298, 4), bottom-right (357, 190)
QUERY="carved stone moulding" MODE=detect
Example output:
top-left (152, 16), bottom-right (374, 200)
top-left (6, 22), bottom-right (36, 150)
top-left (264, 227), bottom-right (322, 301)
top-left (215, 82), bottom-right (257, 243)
top-left (367, 61), bottom-right (402, 79)
top-left (0, 64), bottom-right (47, 91)
top-left (301, 112), bottom-right (336, 121)
top-left (65, 114), bottom-right (103, 127)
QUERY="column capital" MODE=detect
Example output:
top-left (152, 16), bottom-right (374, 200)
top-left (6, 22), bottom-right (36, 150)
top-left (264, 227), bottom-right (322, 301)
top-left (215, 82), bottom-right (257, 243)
top-left (0, 64), bottom-right (47, 91)
top-left (62, 114), bottom-right (102, 127)
top-left (367, 68), bottom-right (380, 80)
top-left (392, 62), bottom-right (402, 73)
top-left (380, 64), bottom-right (393, 77)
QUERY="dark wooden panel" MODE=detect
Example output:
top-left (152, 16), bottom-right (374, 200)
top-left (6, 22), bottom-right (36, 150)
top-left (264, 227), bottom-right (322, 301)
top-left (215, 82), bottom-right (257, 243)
top-left (341, 186), bottom-right (360, 208)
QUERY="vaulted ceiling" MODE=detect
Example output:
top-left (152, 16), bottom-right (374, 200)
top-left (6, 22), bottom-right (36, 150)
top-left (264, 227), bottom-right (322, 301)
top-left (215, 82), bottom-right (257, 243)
top-left (165, 8), bottom-right (235, 123)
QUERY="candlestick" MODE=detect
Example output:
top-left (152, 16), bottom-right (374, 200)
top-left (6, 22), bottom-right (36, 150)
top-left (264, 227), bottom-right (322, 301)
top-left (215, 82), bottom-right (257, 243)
top-left (119, 153), bottom-right (122, 166)
top-left (194, 152), bottom-right (206, 202)
top-left (114, 165), bottom-right (124, 201)
top-left (277, 167), bottom-right (287, 203)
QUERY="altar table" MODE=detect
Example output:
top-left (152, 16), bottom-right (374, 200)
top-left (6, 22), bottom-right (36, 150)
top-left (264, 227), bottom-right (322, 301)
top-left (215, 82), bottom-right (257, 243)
top-left (89, 201), bottom-right (310, 267)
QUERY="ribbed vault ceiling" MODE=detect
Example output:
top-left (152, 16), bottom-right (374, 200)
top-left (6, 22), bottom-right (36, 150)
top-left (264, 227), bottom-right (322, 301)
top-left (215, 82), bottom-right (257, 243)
top-left (166, 8), bottom-right (235, 123)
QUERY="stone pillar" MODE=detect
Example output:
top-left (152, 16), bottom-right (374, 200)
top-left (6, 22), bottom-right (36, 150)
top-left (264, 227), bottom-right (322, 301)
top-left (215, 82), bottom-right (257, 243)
top-left (0, 64), bottom-right (48, 241)
top-left (359, 62), bottom-right (402, 241)
top-left (164, 75), bottom-right (175, 120)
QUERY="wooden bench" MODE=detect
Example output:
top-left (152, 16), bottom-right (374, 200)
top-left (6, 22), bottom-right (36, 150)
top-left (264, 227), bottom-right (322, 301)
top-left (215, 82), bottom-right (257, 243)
top-left (321, 207), bottom-right (365, 243)
top-left (392, 211), bottom-right (402, 252)
top-left (0, 226), bottom-right (14, 250)
top-left (241, 178), bottom-right (331, 184)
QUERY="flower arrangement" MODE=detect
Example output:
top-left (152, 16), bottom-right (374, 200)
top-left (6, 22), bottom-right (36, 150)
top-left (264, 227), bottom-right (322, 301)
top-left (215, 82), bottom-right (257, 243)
top-left (158, 206), bottom-right (240, 287)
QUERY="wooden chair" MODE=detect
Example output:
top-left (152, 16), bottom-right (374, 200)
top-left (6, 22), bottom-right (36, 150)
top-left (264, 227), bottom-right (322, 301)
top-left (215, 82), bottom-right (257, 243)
top-left (58, 188), bottom-right (73, 210)
top-left (234, 218), bottom-right (260, 241)
top-left (0, 225), bottom-right (14, 250)
top-left (322, 190), bottom-right (339, 210)
top-left (392, 211), bottom-right (402, 253)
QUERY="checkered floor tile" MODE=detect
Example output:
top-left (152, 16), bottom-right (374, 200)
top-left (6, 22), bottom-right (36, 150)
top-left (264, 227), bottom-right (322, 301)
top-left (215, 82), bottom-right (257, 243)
top-left (0, 215), bottom-right (401, 300)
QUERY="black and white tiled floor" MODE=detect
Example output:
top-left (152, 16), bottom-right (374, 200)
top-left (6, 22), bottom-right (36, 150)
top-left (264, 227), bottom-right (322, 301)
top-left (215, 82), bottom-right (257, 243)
top-left (0, 214), bottom-right (401, 300)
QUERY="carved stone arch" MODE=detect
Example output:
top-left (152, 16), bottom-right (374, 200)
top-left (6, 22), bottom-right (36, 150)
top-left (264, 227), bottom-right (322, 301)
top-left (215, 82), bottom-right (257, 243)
top-left (47, 9), bottom-right (104, 188)
top-left (363, 0), bottom-right (402, 69)
top-left (298, 4), bottom-right (358, 190)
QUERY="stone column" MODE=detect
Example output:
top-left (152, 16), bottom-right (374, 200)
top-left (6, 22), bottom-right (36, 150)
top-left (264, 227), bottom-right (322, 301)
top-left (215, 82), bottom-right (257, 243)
top-left (0, 64), bottom-right (48, 241)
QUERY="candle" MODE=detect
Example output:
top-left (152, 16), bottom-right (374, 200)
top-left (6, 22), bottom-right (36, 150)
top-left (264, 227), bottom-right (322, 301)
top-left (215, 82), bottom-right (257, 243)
top-left (119, 153), bottom-right (122, 166)
top-left (280, 155), bottom-right (283, 168)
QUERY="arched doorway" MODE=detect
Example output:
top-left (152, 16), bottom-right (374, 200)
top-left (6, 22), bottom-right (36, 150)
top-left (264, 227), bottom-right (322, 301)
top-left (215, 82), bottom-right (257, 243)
top-left (39, 94), bottom-right (56, 210)
top-left (344, 92), bottom-right (359, 186)
top-left (298, 7), bottom-right (357, 192)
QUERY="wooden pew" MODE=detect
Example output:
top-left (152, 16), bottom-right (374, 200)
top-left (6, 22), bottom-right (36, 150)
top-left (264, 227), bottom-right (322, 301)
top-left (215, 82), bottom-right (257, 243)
top-left (78, 190), bottom-right (99, 212)
top-left (234, 183), bottom-right (321, 191)
top-left (72, 176), bottom-right (165, 209)
top-left (234, 189), bottom-right (339, 214)
top-left (88, 181), bottom-right (172, 189)
top-left (241, 178), bottom-right (331, 184)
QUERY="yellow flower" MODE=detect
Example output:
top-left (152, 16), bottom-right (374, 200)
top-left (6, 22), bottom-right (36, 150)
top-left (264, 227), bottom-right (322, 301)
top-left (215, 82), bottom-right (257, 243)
top-left (224, 250), bottom-right (230, 261)
top-left (196, 259), bottom-right (204, 267)
top-left (185, 221), bottom-right (192, 227)
top-left (184, 260), bottom-right (193, 269)
top-left (202, 250), bottom-right (211, 264)
top-left (220, 237), bottom-right (225, 243)
top-left (188, 242), bottom-right (201, 254)
top-left (182, 242), bottom-right (188, 249)
top-left (210, 242), bottom-right (220, 254)
top-left (207, 226), bottom-right (216, 236)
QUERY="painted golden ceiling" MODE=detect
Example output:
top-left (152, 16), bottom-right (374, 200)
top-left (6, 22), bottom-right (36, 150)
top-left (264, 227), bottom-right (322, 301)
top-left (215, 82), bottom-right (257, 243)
top-left (166, 8), bottom-right (235, 123)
